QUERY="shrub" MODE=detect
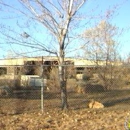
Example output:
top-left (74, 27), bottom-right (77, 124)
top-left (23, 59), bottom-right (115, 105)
top-left (0, 86), bottom-right (13, 97)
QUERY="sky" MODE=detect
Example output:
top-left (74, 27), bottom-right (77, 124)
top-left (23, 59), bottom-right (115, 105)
top-left (0, 0), bottom-right (130, 59)
top-left (84, 0), bottom-right (130, 59)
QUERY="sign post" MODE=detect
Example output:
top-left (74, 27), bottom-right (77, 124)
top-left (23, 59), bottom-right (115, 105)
top-left (41, 77), bottom-right (44, 113)
top-left (41, 65), bottom-right (44, 113)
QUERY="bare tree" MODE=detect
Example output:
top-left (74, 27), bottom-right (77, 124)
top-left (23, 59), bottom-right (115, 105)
top-left (82, 20), bottom-right (122, 90)
top-left (0, 0), bottom-right (87, 110)
top-left (84, 20), bottom-right (120, 61)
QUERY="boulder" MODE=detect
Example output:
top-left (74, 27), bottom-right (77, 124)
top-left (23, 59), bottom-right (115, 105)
top-left (88, 100), bottom-right (104, 109)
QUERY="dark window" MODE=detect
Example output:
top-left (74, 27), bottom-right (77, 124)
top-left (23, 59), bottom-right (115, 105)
top-left (0, 67), bottom-right (7, 75)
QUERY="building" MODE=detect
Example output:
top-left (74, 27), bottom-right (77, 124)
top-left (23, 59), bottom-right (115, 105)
top-left (0, 56), bottom-right (123, 88)
top-left (0, 56), bottom-right (122, 75)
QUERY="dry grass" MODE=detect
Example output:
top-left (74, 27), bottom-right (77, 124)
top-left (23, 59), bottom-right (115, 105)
top-left (0, 88), bottom-right (130, 129)
top-left (0, 88), bottom-right (130, 113)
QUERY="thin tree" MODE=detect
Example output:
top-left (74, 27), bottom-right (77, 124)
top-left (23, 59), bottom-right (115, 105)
top-left (82, 20), bottom-right (122, 90)
top-left (0, 0), bottom-right (87, 110)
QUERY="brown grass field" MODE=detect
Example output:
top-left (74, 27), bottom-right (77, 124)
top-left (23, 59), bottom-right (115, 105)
top-left (0, 89), bottom-right (130, 130)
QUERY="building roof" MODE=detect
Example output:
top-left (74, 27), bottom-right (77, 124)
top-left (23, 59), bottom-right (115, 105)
top-left (0, 56), bottom-right (122, 66)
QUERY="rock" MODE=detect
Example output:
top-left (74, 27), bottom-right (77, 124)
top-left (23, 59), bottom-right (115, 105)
top-left (88, 100), bottom-right (104, 109)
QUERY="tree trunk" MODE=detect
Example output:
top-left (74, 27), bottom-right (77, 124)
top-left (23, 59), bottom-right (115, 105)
top-left (60, 79), bottom-right (68, 110)
top-left (59, 49), bottom-right (68, 110)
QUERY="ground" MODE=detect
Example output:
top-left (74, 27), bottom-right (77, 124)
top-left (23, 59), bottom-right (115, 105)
top-left (0, 89), bottom-right (130, 130)
top-left (0, 108), bottom-right (130, 130)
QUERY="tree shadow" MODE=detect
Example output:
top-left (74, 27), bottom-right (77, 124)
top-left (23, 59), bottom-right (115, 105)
top-left (103, 97), bottom-right (130, 107)
top-left (102, 90), bottom-right (130, 107)
top-left (68, 89), bottom-right (130, 109)
top-left (0, 89), bottom-right (61, 100)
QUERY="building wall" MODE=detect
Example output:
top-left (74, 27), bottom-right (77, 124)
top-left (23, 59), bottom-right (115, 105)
top-left (0, 57), bottom-right (123, 76)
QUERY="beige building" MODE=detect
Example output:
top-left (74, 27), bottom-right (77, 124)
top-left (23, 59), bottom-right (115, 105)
top-left (0, 56), bottom-right (122, 75)
top-left (0, 56), bottom-right (123, 88)
top-left (0, 56), bottom-right (114, 66)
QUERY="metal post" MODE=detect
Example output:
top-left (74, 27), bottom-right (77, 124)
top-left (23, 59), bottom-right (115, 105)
top-left (41, 78), bottom-right (44, 113)
top-left (41, 65), bottom-right (44, 113)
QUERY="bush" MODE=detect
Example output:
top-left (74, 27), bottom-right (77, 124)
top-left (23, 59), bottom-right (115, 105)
top-left (0, 86), bottom-right (13, 96)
